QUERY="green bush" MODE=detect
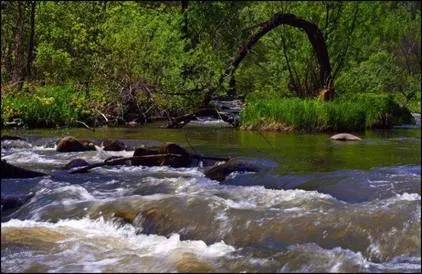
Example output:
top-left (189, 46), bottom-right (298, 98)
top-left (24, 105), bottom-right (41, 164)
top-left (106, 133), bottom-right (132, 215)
top-left (240, 93), bottom-right (414, 132)
top-left (1, 85), bottom-right (95, 128)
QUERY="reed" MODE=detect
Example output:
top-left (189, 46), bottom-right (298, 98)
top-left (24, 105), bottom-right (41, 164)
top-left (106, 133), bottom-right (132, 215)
top-left (240, 93), bottom-right (414, 132)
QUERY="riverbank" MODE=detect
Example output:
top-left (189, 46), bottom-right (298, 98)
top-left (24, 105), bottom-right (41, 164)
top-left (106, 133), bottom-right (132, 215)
top-left (1, 84), bottom-right (418, 132)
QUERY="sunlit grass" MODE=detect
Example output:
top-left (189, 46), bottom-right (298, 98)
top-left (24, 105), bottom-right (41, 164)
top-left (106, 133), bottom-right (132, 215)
top-left (240, 93), bottom-right (414, 132)
top-left (1, 84), bottom-right (95, 128)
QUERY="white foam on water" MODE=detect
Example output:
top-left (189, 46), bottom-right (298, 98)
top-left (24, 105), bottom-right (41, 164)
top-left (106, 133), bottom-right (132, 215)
top-left (2, 151), bottom-right (60, 164)
top-left (282, 207), bottom-right (305, 213)
top-left (99, 165), bottom-right (205, 178)
top-left (32, 145), bottom-right (56, 151)
top-left (1, 140), bottom-right (33, 150)
top-left (373, 192), bottom-right (422, 209)
top-left (278, 243), bottom-right (421, 273)
top-left (188, 119), bottom-right (233, 127)
top-left (94, 148), bottom-right (134, 158)
top-left (226, 171), bottom-right (257, 180)
top-left (92, 186), bottom-right (130, 199)
top-left (395, 192), bottom-right (421, 201)
top-left (1, 217), bottom-right (236, 272)
top-left (53, 185), bottom-right (96, 201)
top-left (219, 185), bottom-right (337, 209)
top-left (373, 256), bottom-right (422, 271)
top-left (222, 198), bottom-right (257, 209)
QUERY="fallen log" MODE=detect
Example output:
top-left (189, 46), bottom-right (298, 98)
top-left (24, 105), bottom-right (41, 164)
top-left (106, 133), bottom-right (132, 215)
top-left (69, 154), bottom-right (183, 174)
top-left (69, 153), bottom-right (231, 174)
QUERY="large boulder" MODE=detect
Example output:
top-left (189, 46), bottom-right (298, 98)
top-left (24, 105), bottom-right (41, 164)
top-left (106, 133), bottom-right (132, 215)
top-left (1, 160), bottom-right (46, 179)
top-left (204, 159), bottom-right (261, 181)
top-left (56, 136), bottom-right (96, 152)
top-left (102, 139), bottom-right (126, 151)
top-left (330, 133), bottom-right (362, 141)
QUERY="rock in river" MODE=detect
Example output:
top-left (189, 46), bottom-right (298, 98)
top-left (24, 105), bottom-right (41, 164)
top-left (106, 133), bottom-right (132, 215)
top-left (204, 158), bottom-right (261, 181)
top-left (102, 139), bottom-right (127, 151)
top-left (56, 136), bottom-right (96, 152)
top-left (1, 160), bottom-right (46, 179)
top-left (132, 143), bottom-right (192, 168)
top-left (330, 133), bottom-right (362, 141)
top-left (1, 192), bottom-right (35, 211)
top-left (158, 143), bottom-right (192, 168)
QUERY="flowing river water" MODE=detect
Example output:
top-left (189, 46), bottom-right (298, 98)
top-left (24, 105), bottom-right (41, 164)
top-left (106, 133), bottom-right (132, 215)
top-left (1, 122), bottom-right (421, 273)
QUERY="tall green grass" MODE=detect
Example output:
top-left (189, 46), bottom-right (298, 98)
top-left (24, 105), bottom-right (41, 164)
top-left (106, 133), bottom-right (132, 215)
top-left (1, 85), bottom-right (95, 128)
top-left (240, 93), bottom-right (414, 132)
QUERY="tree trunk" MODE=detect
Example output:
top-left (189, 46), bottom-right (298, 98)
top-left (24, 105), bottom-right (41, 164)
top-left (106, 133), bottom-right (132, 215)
top-left (26, 0), bottom-right (36, 81)
top-left (203, 13), bottom-right (333, 105)
top-left (13, 2), bottom-right (24, 84)
top-left (181, 0), bottom-right (189, 40)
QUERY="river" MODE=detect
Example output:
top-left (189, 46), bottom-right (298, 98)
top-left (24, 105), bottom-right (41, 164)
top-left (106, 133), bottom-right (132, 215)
top-left (1, 123), bottom-right (420, 272)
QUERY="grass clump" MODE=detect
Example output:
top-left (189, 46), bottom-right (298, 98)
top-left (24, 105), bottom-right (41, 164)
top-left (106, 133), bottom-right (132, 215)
top-left (240, 93), bottom-right (414, 132)
top-left (1, 84), bottom-right (96, 128)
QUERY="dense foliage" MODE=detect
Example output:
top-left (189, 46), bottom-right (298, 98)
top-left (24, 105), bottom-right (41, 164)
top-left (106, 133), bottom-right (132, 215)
top-left (1, 1), bottom-right (420, 128)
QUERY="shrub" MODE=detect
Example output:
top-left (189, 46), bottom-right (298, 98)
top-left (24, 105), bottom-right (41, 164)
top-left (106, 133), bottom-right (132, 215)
top-left (1, 85), bottom-right (96, 128)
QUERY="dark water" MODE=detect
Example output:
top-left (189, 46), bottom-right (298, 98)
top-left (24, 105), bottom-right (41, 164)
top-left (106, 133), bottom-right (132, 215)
top-left (1, 123), bottom-right (421, 273)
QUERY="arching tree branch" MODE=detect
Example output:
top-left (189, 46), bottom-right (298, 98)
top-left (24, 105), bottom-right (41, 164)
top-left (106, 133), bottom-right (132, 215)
top-left (203, 13), bottom-right (333, 105)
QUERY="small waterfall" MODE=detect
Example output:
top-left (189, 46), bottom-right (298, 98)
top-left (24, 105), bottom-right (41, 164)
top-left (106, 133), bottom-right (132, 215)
top-left (412, 113), bottom-right (421, 127)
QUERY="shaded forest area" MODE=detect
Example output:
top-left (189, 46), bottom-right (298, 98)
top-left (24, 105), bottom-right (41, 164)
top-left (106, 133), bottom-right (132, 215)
top-left (1, 1), bottom-right (421, 128)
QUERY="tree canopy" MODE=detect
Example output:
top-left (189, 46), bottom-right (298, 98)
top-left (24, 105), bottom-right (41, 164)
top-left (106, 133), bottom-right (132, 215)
top-left (1, 1), bottom-right (420, 124)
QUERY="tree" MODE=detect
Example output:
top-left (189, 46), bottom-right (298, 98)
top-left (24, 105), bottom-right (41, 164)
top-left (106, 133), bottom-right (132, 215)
top-left (203, 12), bottom-right (333, 105)
top-left (25, 0), bottom-right (35, 81)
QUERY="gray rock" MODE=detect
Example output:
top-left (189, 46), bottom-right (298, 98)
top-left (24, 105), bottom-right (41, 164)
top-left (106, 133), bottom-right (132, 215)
top-left (330, 133), bottom-right (362, 141)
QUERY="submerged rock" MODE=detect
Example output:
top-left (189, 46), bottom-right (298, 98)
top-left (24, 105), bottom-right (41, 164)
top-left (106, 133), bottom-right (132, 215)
top-left (132, 207), bottom-right (164, 235)
top-left (204, 159), bottom-right (261, 181)
top-left (62, 158), bottom-right (89, 170)
top-left (1, 160), bottom-right (46, 179)
top-left (56, 136), bottom-right (96, 152)
top-left (330, 133), bottom-right (362, 141)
